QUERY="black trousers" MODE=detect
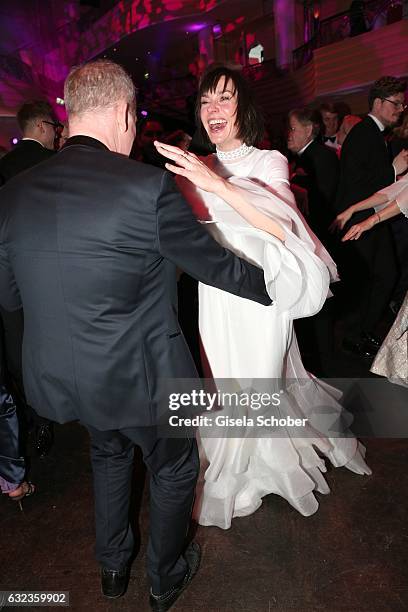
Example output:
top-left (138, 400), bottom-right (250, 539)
top-left (338, 223), bottom-right (397, 338)
top-left (86, 424), bottom-right (199, 595)
top-left (295, 298), bottom-right (334, 376)
top-left (0, 307), bottom-right (25, 402)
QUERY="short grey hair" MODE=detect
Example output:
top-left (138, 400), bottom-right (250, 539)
top-left (64, 59), bottom-right (136, 118)
top-left (288, 107), bottom-right (323, 139)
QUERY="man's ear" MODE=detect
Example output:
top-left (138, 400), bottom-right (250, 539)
top-left (371, 98), bottom-right (380, 115)
top-left (125, 104), bottom-right (136, 133)
top-left (116, 100), bottom-right (128, 133)
top-left (306, 123), bottom-right (313, 139)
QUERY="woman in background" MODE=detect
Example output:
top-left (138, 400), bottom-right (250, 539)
top-left (335, 180), bottom-right (408, 387)
top-left (0, 383), bottom-right (34, 504)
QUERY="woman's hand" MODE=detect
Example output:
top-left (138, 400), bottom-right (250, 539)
top-left (155, 141), bottom-right (285, 241)
top-left (329, 208), bottom-right (354, 233)
top-left (154, 141), bottom-right (225, 195)
top-left (341, 216), bottom-right (377, 241)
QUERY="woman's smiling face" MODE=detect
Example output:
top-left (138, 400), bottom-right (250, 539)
top-left (200, 76), bottom-right (242, 151)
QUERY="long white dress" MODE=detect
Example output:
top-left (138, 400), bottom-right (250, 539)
top-left (180, 148), bottom-right (371, 530)
top-left (371, 181), bottom-right (408, 386)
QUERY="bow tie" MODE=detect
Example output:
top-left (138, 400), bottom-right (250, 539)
top-left (323, 136), bottom-right (336, 143)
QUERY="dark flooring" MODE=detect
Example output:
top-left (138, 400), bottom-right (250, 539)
top-left (1, 319), bottom-right (408, 612)
top-left (1, 428), bottom-right (408, 612)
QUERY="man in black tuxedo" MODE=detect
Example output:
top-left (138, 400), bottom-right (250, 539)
top-left (0, 60), bottom-right (272, 610)
top-left (319, 102), bottom-right (341, 151)
top-left (0, 100), bottom-right (57, 185)
top-left (0, 100), bottom-right (58, 456)
top-left (288, 107), bottom-right (339, 247)
top-left (334, 76), bottom-right (408, 357)
top-left (288, 107), bottom-right (339, 375)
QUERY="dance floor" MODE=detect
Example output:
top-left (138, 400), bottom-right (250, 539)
top-left (1, 420), bottom-right (408, 611)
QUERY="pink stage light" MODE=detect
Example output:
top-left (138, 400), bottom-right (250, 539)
top-left (212, 24), bottom-right (222, 37)
top-left (186, 23), bottom-right (207, 33)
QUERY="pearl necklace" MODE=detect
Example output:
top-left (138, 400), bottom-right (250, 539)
top-left (216, 143), bottom-right (254, 161)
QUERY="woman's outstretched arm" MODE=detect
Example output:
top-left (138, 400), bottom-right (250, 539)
top-left (342, 200), bottom-right (401, 241)
top-left (154, 141), bottom-right (285, 241)
top-left (214, 179), bottom-right (285, 240)
top-left (330, 191), bottom-right (389, 233)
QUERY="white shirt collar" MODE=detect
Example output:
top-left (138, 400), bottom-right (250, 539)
top-left (21, 137), bottom-right (45, 147)
top-left (298, 139), bottom-right (314, 156)
top-left (368, 114), bottom-right (385, 132)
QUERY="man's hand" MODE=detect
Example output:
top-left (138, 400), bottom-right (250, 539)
top-left (392, 149), bottom-right (408, 176)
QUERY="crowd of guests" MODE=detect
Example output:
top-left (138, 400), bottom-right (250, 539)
top-left (287, 79), bottom-right (407, 365)
top-left (0, 55), bottom-right (408, 612)
top-left (0, 74), bottom-right (407, 500)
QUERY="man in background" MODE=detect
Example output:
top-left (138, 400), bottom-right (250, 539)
top-left (288, 107), bottom-right (339, 245)
top-left (130, 116), bottom-right (166, 167)
top-left (334, 76), bottom-right (408, 358)
top-left (319, 102), bottom-right (341, 150)
top-left (0, 100), bottom-right (57, 185)
top-left (0, 100), bottom-right (58, 456)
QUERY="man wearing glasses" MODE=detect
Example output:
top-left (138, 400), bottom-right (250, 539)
top-left (0, 100), bottom-right (57, 185)
top-left (0, 100), bottom-right (58, 457)
top-left (334, 76), bottom-right (408, 359)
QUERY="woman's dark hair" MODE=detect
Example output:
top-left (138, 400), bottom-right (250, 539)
top-left (196, 65), bottom-right (264, 147)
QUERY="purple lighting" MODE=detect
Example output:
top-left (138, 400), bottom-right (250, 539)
top-left (141, 110), bottom-right (148, 117)
top-left (212, 23), bottom-right (222, 37)
top-left (12, 137), bottom-right (19, 145)
top-left (186, 23), bottom-right (207, 33)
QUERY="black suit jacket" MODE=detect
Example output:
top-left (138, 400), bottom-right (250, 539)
top-left (292, 139), bottom-right (339, 239)
top-left (0, 139), bottom-right (55, 185)
top-left (0, 136), bottom-right (271, 429)
top-left (335, 116), bottom-right (395, 222)
top-left (0, 140), bottom-right (55, 396)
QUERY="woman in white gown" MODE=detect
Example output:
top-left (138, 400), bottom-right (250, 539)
top-left (334, 179), bottom-right (408, 387)
top-left (155, 65), bottom-right (370, 530)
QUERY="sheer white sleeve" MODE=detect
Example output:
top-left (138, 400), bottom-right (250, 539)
top-left (196, 177), bottom-right (337, 319)
top-left (395, 184), bottom-right (408, 218)
top-left (375, 179), bottom-right (408, 214)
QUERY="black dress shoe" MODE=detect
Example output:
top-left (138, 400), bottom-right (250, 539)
top-left (342, 337), bottom-right (376, 358)
top-left (101, 567), bottom-right (128, 599)
top-left (35, 422), bottom-right (54, 457)
top-left (149, 542), bottom-right (201, 612)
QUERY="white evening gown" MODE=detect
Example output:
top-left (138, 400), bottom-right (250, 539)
top-left (371, 181), bottom-right (408, 386)
top-left (179, 148), bottom-right (371, 529)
